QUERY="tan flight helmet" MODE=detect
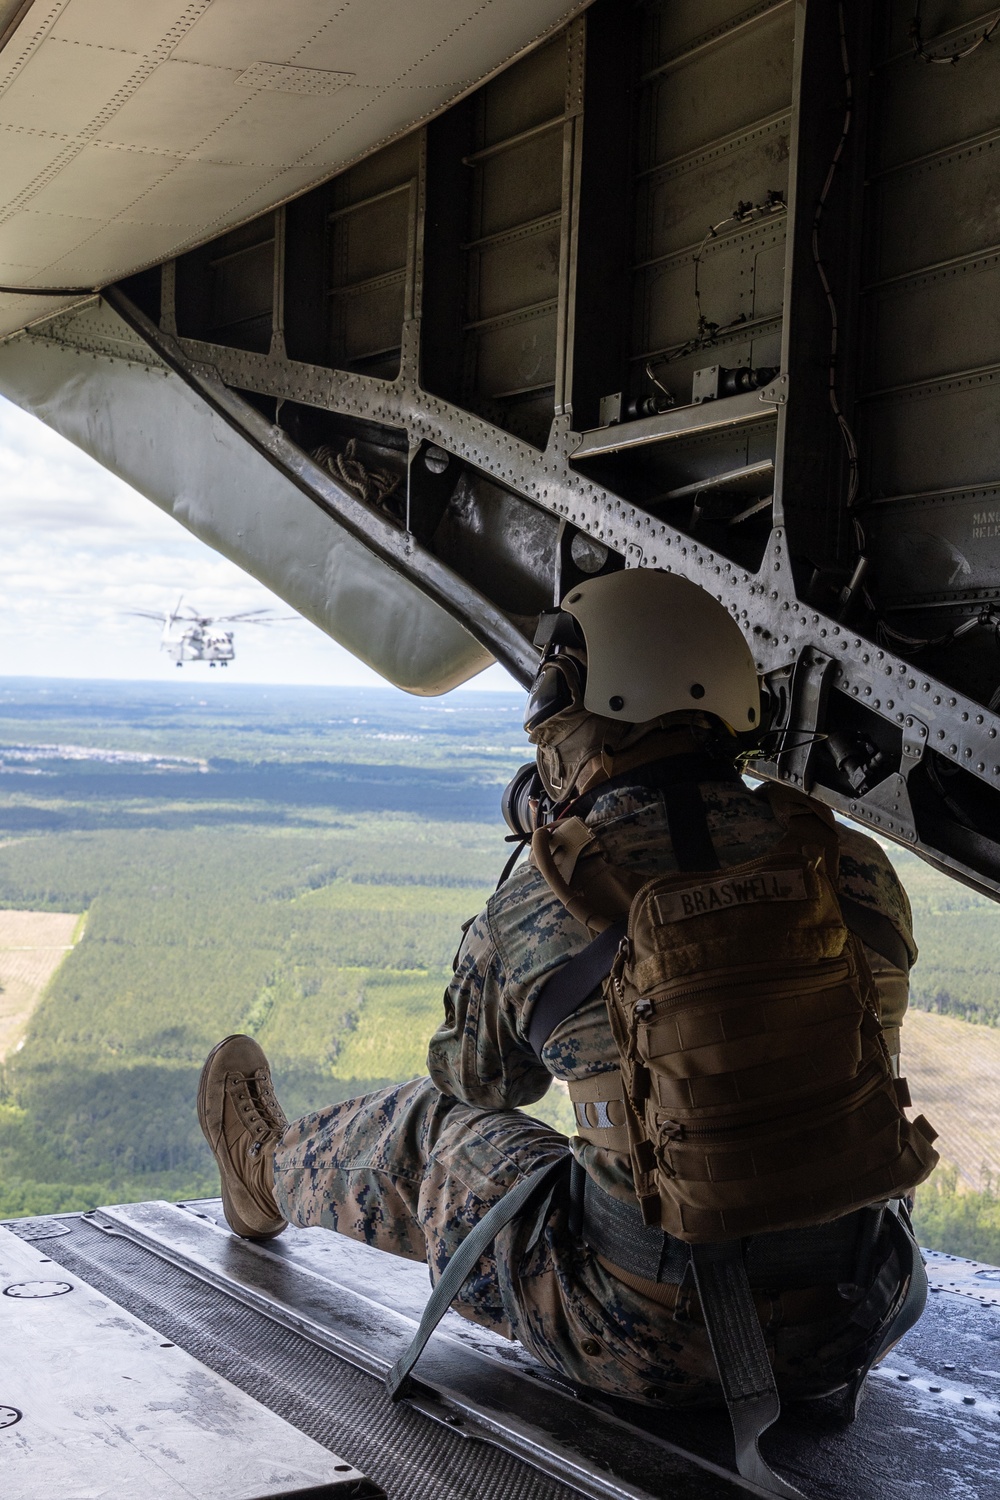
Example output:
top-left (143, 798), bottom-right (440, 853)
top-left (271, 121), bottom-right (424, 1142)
top-left (525, 569), bottom-right (761, 799)
top-left (561, 569), bottom-right (760, 730)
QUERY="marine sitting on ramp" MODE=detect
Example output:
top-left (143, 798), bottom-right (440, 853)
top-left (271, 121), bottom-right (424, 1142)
top-left (198, 570), bottom-right (939, 1497)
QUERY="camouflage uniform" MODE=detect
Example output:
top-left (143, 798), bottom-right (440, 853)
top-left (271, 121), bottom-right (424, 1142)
top-left (273, 776), bottom-right (915, 1405)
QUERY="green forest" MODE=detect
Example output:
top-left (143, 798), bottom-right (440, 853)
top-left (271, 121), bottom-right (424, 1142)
top-left (0, 680), bottom-right (574, 1222)
top-left (0, 678), bottom-right (997, 1262)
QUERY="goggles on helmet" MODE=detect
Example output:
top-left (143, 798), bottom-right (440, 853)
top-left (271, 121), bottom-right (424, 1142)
top-left (523, 610), bottom-right (589, 735)
top-left (523, 655), bottom-right (586, 734)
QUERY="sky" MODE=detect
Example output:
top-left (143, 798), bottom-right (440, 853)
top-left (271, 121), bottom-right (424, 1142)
top-left (0, 395), bottom-right (515, 692)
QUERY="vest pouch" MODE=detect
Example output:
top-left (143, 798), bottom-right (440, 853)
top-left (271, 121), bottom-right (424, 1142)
top-left (647, 1060), bottom-right (939, 1239)
top-left (635, 956), bottom-right (866, 1113)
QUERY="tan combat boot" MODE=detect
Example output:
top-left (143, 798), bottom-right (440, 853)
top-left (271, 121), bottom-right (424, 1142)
top-left (197, 1034), bottom-right (289, 1239)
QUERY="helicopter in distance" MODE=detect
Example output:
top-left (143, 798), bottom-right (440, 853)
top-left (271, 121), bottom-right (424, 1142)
top-left (128, 597), bottom-right (298, 667)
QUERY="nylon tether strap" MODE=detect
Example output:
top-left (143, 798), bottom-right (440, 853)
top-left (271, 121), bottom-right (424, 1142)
top-left (386, 1154), bottom-right (568, 1399)
top-left (690, 1242), bottom-right (804, 1497)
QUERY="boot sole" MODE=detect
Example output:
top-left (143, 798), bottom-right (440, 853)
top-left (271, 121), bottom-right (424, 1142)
top-left (197, 1034), bottom-right (287, 1240)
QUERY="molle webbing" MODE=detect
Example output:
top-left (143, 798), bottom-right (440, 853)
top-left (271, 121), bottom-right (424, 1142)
top-left (527, 760), bottom-right (732, 1058)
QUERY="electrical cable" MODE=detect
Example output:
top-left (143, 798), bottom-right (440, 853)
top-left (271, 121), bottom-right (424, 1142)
top-left (910, 1), bottom-right (1000, 63)
top-left (873, 607), bottom-right (1000, 654)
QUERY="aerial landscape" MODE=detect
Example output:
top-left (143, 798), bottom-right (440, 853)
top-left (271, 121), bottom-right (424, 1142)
top-left (0, 674), bottom-right (997, 1260)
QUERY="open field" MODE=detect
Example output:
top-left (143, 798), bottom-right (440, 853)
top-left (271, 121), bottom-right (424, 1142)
top-left (903, 1009), bottom-right (1000, 1191)
top-left (0, 909), bottom-right (79, 1060)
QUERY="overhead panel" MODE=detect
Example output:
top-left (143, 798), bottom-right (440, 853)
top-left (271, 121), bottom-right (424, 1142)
top-left (0, 0), bottom-right (592, 338)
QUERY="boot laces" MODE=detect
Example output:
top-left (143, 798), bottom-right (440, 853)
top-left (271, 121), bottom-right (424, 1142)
top-left (228, 1068), bottom-right (287, 1140)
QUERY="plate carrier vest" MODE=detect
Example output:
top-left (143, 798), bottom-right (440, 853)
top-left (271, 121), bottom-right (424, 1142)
top-left (530, 777), bottom-right (939, 1242)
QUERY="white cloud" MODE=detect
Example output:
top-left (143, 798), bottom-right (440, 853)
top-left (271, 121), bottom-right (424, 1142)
top-left (0, 395), bottom-right (517, 691)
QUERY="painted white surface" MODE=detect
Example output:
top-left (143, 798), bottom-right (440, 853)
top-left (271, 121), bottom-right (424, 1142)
top-left (0, 1225), bottom-right (370, 1498)
top-left (0, 0), bottom-right (590, 337)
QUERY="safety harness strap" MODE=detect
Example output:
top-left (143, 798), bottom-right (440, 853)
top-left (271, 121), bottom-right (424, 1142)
top-left (527, 922), bottom-right (626, 1056)
top-left (661, 780), bottom-right (721, 870)
top-left (690, 1242), bottom-right (804, 1498)
top-left (386, 1154), bottom-right (569, 1400)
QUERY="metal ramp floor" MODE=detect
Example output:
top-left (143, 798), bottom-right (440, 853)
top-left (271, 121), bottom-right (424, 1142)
top-left (3, 1199), bottom-right (999, 1499)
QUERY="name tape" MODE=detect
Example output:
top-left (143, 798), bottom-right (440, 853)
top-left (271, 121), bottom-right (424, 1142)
top-left (654, 868), bottom-right (808, 923)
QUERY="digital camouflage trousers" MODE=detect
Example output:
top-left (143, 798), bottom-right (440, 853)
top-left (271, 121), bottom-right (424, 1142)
top-left (272, 1076), bottom-right (895, 1407)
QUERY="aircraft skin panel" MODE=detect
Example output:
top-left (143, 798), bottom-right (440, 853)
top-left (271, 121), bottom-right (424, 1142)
top-left (0, 302), bottom-right (496, 694)
top-left (0, 0), bottom-right (592, 337)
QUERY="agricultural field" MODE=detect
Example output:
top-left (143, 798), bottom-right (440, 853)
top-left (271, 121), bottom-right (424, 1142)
top-left (0, 909), bottom-right (80, 1060)
top-left (890, 844), bottom-right (1000, 1027)
top-left (0, 676), bottom-right (995, 1260)
top-left (902, 1010), bottom-right (1000, 1192)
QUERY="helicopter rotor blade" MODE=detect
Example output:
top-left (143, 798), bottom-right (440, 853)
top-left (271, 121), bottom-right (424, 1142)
top-left (238, 616), bottom-right (301, 626)
top-left (212, 610), bottom-right (300, 623)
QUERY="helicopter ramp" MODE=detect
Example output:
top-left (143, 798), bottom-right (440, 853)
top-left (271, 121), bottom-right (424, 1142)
top-left (3, 1199), bottom-right (999, 1500)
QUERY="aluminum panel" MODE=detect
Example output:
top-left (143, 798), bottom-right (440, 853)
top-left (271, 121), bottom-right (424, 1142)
top-left (481, 33), bottom-right (567, 146)
top-left (331, 136), bottom-right (421, 210)
top-left (864, 253), bottom-right (1000, 394)
top-left (332, 278), bottom-right (406, 369)
top-left (863, 376), bottom-right (1000, 498)
top-left (331, 192), bottom-right (411, 286)
top-left (635, 230), bottom-right (760, 355)
top-left (470, 222), bottom-right (562, 323)
top-left (644, 4), bottom-right (795, 167)
top-left (0, 0), bottom-right (592, 338)
top-left (637, 116), bottom-right (791, 264)
top-left (475, 132), bottom-right (564, 240)
top-left (875, 0), bottom-right (997, 66)
top-left (873, 39), bottom-right (1000, 174)
top-left (472, 306), bottom-right (558, 399)
top-left (643, 0), bottom-right (788, 66)
top-left (863, 488), bottom-right (1000, 604)
top-left (871, 138), bottom-right (1000, 283)
top-left (0, 1225), bottom-right (378, 1499)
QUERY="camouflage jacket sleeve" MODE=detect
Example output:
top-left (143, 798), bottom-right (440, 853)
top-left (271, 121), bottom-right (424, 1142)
top-left (426, 900), bottom-right (555, 1110)
top-left (426, 850), bottom-right (603, 1108)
